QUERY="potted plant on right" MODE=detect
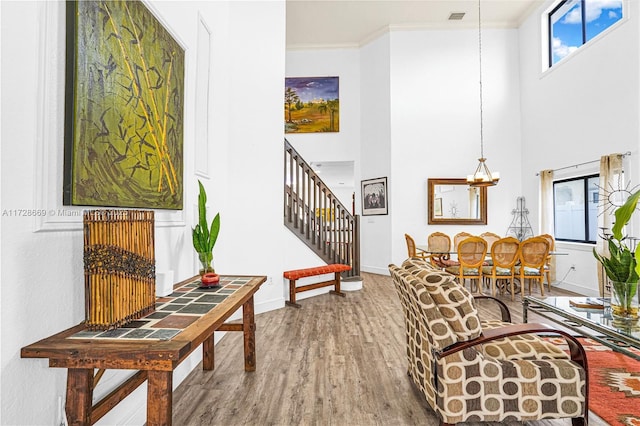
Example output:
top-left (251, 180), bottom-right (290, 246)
top-left (192, 180), bottom-right (220, 280)
top-left (593, 189), bottom-right (640, 322)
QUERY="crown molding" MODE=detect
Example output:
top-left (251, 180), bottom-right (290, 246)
top-left (287, 21), bottom-right (520, 51)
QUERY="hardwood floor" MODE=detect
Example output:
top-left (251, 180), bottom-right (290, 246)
top-left (172, 272), bottom-right (607, 425)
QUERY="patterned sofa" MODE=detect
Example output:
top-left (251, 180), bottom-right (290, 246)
top-left (389, 258), bottom-right (588, 425)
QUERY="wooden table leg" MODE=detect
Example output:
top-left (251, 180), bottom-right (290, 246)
top-left (285, 279), bottom-right (301, 308)
top-left (203, 332), bottom-right (215, 371)
top-left (147, 370), bottom-right (173, 426)
top-left (243, 296), bottom-right (256, 372)
top-left (66, 368), bottom-right (93, 426)
top-left (329, 272), bottom-right (346, 298)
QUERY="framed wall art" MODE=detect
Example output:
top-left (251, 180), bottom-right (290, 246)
top-left (63, 0), bottom-right (185, 209)
top-left (284, 76), bottom-right (339, 133)
top-left (361, 177), bottom-right (388, 216)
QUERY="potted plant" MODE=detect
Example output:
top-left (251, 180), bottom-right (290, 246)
top-left (192, 180), bottom-right (220, 277)
top-left (593, 189), bottom-right (640, 321)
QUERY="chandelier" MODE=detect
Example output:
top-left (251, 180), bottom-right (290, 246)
top-left (467, 0), bottom-right (499, 188)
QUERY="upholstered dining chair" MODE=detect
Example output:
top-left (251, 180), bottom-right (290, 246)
top-left (445, 236), bottom-right (487, 293)
top-left (389, 258), bottom-right (589, 426)
top-left (479, 231), bottom-right (502, 267)
top-left (539, 233), bottom-right (555, 292)
top-left (453, 231), bottom-right (473, 251)
top-left (480, 231), bottom-right (501, 251)
top-left (516, 236), bottom-right (551, 297)
top-left (427, 232), bottom-right (456, 268)
top-left (404, 233), bottom-right (428, 260)
top-left (481, 237), bottom-right (520, 301)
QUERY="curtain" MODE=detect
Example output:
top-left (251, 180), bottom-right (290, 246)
top-left (597, 154), bottom-right (624, 296)
top-left (539, 170), bottom-right (555, 281)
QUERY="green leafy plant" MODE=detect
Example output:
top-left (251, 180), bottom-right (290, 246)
top-left (593, 189), bottom-right (640, 315)
top-left (192, 180), bottom-right (220, 273)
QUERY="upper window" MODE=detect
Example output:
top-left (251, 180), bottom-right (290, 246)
top-left (553, 174), bottom-right (599, 243)
top-left (549, 0), bottom-right (623, 67)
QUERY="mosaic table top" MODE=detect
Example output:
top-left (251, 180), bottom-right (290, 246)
top-left (70, 275), bottom-right (253, 341)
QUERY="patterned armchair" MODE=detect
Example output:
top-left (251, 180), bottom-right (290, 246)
top-left (389, 258), bottom-right (588, 425)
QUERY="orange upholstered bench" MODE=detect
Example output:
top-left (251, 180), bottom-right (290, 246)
top-left (283, 264), bottom-right (351, 308)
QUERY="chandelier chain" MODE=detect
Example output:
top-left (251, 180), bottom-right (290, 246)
top-left (478, 0), bottom-right (484, 159)
top-left (467, 0), bottom-right (498, 187)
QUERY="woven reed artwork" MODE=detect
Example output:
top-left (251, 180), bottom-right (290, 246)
top-left (83, 210), bottom-right (156, 330)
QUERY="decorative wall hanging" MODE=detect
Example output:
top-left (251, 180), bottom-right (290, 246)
top-left (63, 0), bottom-right (185, 209)
top-left (361, 177), bottom-right (388, 216)
top-left (83, 210), bottom-right (156, 330)
top-left (506, 196), bottom-right (533, 241)
top-left (284, 76), bottom-right (339, 133)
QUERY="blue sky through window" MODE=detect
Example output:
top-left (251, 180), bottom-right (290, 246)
top-left (550, 0), bottom-right (623, 66)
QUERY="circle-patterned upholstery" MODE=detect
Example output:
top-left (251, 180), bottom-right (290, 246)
top-left (403, 258), bottom-right (482, 341)
top-left (389, 260), bottom-right (587, 424)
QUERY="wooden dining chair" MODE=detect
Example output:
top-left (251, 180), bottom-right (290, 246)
top-left (480, 232), bottom-right (501, 252)
top-left (539, 233), bottom-right (555, 292)
top-left (445, 236), bottom-right (487, 293)
top-left (516, 236), bottom-right (550, 297)
top-left (480, 231), bottom-right (502, 268)
top-left (481, 237), bottom-right (520, 301)
top-left (404, 233), bottom-right (428, 260)
top-left (453, 231), bottom-right (473, 251)
top-left (427, 232), bottom-right (455, 268)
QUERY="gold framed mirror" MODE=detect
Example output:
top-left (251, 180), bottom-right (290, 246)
top-left (428, 178), bottom-right (487, 225)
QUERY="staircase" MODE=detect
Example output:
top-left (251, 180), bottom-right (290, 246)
top-left (284, 139), bottom-right (360, 278)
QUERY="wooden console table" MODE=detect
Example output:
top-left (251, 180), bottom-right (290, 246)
top-left (21, 274), bottom-right (266, 426)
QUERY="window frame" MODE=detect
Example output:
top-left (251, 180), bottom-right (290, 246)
top-left (547, 0), bottom-right (624, 68)
top-left (553, 173), bottom-right (599, 244)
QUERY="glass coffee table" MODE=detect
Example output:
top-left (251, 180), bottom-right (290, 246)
top-left (523, 296), bottom-right (640, 360)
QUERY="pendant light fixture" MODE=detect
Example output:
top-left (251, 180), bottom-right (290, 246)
top-left (467, 0), bottom-right (499, 187)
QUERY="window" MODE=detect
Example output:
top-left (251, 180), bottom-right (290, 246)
top-left (549, 0), bottom-right (623, 66)
top-left (553, 174), bottom-right (599, 243)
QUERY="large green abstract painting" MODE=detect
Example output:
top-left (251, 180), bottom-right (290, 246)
top-left (63, 0), bottom-right (185, 209)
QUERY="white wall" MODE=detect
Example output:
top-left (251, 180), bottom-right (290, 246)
top-left (285, 48), bottom-right (360, 210)
top-left (284, 40), bottom-right (395, 275)
top-left (282, 47), bottom-right (363, 285)
top-left (388, 29), bottom-right (523, 266)
top-left (518, 0), bottom-right (640, 295)
top-left (287, 28), bottom-right (524, 274)
top-left (1, 1), bottom-right (289, 424)
top-left (285, 49), bottom-right (360, 167)
top-left (360, 34), bottom-right (392, 274)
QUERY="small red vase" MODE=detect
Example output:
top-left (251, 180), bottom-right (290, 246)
top-left (201, 273), bottom-right (220, 287)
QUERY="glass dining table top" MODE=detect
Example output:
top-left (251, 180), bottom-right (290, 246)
top-left (416, 245), bottom-right (567, 256)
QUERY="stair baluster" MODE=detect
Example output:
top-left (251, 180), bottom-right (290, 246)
top-left (283, 139), bottom-right (360, 278)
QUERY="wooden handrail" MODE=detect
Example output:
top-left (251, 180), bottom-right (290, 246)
top-left (284, 139), bottom-right (360, 277)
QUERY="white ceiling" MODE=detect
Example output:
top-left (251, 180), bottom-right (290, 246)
top-left (286, 0), bottom-right (544, 49)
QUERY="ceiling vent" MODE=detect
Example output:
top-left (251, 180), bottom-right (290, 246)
top-left (448, 12), bottom-right (466, 20)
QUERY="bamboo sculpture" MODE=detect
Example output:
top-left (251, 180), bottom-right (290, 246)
top-left (83, 210), bottom-right (156, 330)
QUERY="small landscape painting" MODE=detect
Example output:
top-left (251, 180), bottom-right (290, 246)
top-left (284, 76), bottom-right (339, 133)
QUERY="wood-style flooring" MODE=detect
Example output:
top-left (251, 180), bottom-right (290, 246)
top-left (172, 272), bottom-right (608, 425)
